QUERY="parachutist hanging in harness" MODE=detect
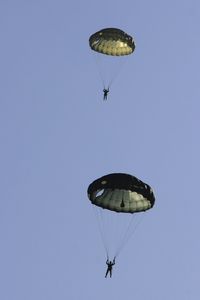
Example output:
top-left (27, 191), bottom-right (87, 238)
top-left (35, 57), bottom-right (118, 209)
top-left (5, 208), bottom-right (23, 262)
top-left (103, 88), bottom-right (109, 100)
top-left (87, 173), bottom-right (155, 274)
top-left (89, 28), bottom-right (135, 102)
top-left (105, 258), bottom-right (115, 278)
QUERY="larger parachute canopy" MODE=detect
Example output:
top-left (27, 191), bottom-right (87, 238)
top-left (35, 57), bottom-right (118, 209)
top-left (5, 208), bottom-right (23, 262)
top-left (87, 173), bottom-right (155, 213)
top-left (89, 28), bottom-right (135, 56)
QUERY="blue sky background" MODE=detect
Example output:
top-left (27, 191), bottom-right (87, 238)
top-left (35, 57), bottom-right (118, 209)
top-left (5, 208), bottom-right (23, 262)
top-left (0, 0), bottom-right (200, 299)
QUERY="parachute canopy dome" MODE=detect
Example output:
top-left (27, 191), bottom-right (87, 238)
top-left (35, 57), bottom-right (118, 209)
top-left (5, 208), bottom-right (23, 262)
top-left (89, 28), bottom-right (135, 56)
top-left (87, 173), bottom-right (155, 213)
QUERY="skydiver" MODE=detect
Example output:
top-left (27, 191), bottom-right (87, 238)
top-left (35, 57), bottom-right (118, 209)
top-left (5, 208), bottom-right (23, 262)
top-left (105, 258), bottom-right (115, 278)
top-left (103, 88), bottom-right (109, 100)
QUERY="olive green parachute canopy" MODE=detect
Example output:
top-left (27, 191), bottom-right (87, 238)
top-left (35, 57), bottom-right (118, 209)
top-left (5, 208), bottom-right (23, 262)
top-left (89, 28), bottom-right (135, 56)
top-left (87, 173), bottom-right (155, 213)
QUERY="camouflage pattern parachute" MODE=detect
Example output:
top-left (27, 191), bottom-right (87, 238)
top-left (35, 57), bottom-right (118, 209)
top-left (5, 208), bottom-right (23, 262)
top-left (87, 173), bottom-right (155, 213)
top-left (89, 28), bottom-right (135, 56)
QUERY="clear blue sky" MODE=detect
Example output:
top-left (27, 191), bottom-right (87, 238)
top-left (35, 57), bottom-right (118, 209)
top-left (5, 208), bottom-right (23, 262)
top-left (0, 1), bottom-right (200, 299)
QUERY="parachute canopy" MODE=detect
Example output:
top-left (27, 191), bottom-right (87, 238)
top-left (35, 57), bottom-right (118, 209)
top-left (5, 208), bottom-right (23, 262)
top-left (89, 28), bottom-right (135, 56)
top-left (87, 173), bottom-right (155, 213)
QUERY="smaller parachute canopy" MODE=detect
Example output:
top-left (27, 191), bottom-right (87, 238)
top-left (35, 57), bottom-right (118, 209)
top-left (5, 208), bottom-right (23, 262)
top-left (89, 28), bottom-right (135, 56)
top-left (87, 173), bottom-right (155, 213)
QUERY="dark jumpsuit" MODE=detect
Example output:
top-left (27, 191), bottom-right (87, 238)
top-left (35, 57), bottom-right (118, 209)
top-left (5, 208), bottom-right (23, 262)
top-left (103, 88), bottom-right (109, 100)
top-left (105, 259), bottom-right (115, 278)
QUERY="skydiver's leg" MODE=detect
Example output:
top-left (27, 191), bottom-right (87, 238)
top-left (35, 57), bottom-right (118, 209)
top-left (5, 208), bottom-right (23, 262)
top-left (105, 269), bottom-right (109, 278)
